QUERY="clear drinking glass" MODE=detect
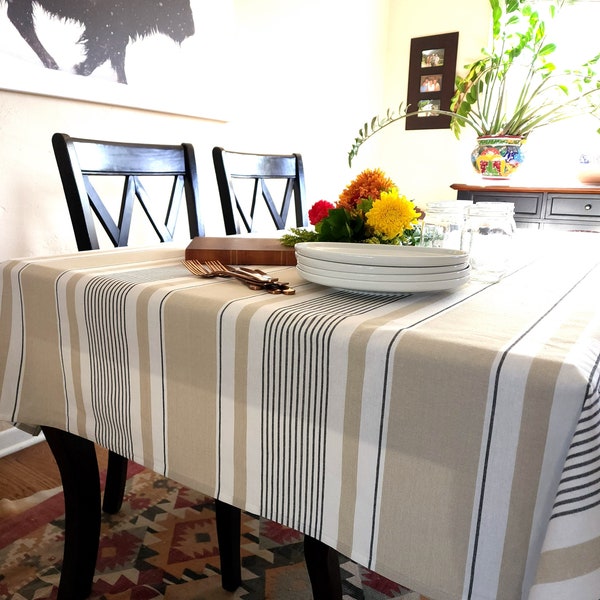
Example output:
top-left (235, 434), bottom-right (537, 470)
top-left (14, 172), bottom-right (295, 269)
top-left (420, 201), bottom-right (468, 250)
top-left (461, 202), bottom-right (516, 282)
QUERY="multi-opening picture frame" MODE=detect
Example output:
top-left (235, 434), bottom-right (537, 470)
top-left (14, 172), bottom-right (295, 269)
top-left (405, 32), bottom-right (459, 130)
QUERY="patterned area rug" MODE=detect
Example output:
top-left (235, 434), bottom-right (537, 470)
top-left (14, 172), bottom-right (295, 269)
top-left (0, 464), bottom-right (430, 600)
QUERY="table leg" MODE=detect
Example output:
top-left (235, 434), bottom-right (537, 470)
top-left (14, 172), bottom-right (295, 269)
top-left (42, 426), bottom-right (101, 600)
top-left (215, 499), bottom-right (242, 591)
top-left (102, 451), bottom-right (128, 514)
top-left (304, 534), bottom-right (343, 600)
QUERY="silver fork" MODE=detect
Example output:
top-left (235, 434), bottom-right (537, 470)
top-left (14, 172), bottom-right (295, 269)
top-left (208, 261), bottom-right (283, 284)
top-left (182, 259), bottom-right (263, 288)
top-left (182, 259), bottom-right (295, 294)
top-left (208, 261), bottom-right (295, 294)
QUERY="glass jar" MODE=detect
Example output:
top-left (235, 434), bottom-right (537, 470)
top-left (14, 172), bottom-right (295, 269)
top-left (461, 202), bottom-right (517, 282)
top-left (420, 201), bottom-right (468, 250)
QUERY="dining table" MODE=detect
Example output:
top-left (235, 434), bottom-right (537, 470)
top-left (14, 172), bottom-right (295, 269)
top-left (0, 231), bottom-right (599, 600)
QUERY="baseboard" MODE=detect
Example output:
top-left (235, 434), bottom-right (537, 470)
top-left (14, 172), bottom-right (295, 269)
top-left (0, 426), bottom-right (45, 458)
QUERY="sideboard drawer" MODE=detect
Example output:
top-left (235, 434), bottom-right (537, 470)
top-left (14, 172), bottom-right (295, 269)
top-left (472, 193), bottom-right (541, 216)
top-left (547, 195), bottom-right (600, 219)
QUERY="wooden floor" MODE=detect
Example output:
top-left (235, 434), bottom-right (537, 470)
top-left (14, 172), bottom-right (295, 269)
top-left (0, 440), bottom-right (108, 501)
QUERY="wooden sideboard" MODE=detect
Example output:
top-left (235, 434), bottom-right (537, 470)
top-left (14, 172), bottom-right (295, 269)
top-left (451, 183), bottom-right (600, 231)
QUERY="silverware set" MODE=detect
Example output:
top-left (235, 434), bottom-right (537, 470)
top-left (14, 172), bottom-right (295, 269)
top-left (182, 259), bottom-right (295, 294)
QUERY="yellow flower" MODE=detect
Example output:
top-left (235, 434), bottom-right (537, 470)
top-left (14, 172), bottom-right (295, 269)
top-left (366, 188), bottom-right (419, 239)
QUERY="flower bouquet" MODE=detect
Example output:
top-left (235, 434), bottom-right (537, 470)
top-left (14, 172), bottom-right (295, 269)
top-left (281, 169), bottom-right (424, 247)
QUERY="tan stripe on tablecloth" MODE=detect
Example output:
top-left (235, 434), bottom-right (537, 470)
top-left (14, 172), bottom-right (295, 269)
top-left (161, 281), bottom-right (231, 495)
top-left (63, 270), bottom-right (89, 436)
top-left (135, 285), bottom-right (159, 469)
top-left (376, 326), bottom-right (494, 599)
top-left (536, 535), bottom-right (600, 583)
top-left (335, 325), bottom-right (367, 558)
top-left (335, 295), bottom-right (448, 559)
top-left (18, 264), bottom-right (71, 429)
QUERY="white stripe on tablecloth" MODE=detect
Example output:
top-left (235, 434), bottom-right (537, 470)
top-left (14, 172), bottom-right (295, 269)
top-left (0, 262), bottom-right (28, 422)
top-left (463, 337), bottom-right (536, 600)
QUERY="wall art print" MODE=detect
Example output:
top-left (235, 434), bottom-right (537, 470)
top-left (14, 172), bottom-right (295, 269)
top-left (0, 0), bottom-right (232, 121)
top-left (405, 32), bottom-right (459, 131)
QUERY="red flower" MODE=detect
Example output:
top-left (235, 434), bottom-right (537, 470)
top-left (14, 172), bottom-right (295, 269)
top-left (308, 200), bottom-right (335, 225)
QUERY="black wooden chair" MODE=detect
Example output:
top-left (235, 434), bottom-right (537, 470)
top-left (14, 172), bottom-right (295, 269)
top-left (212, 146), bottom-right (307, 234)
top-left (51, 132), bottom-right (242, 591)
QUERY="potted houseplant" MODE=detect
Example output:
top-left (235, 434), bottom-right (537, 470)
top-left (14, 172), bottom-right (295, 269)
top-left (348, 0), bottom-right (600, 179)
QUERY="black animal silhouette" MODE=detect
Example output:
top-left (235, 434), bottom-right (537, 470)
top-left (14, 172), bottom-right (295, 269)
top-left (4, 0), bottom-right (195, 84)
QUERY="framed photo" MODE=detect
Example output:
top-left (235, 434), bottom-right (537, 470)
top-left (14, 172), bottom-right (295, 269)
top-left (406, 32), bottom-right (458, 130)
top-left (0, 0), bottom-right (233, 121)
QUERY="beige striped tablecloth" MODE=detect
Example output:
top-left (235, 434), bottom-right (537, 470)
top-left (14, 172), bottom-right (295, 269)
top-left (1, 235), bottom-right (599, 600)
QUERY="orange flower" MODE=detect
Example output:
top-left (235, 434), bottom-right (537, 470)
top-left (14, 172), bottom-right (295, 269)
top-left (338, 168), bottom-right (396, 210)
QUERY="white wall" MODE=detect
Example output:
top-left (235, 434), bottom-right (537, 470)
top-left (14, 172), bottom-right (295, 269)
top-left (347, 0), bottom-right (492, 205)
top-left (0, 0), bottom-right (497, 262)
top-left (0, 0), bottom-right (596, 263)
top-left (0, 0), bottom-right (391, 259)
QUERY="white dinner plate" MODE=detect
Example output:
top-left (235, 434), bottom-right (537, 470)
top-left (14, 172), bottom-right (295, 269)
top-left (295, 242), bottom-right (468, 267)
top-left (296, 253), bottom-right (470, 275)
top-left (296, 261), bottom-right (471, 282)
top-left (296, 265), bottom-right (471, 293)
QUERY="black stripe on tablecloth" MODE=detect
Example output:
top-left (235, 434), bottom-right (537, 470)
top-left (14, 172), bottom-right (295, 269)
top-left (259, 290), bottom-right (404, 537)
top-left (84, 276), bottom-right (136, 458)
top-left (467, 263), bottom-right (600, 598)
top-left (76, 265), bottom-right (188, 461)
top-left (551, 352), bottom-right (600, 519)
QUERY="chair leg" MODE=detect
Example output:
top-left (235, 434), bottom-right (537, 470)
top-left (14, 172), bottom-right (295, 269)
top-left (102, 451), bottom-right (128, 514)
top-left (215, 499), bottom-right (242, 591)
top-left (304, 534), bottom-right (343, 600)
top-left (42, 426), bottom-right (101, 600)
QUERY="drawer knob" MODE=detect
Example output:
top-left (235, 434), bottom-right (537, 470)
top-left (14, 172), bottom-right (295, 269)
top-left (585, 204), bottom-right (592, 210)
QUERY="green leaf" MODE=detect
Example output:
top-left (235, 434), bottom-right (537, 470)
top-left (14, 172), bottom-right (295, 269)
top-left (539, 43), bottom-right (556, 56)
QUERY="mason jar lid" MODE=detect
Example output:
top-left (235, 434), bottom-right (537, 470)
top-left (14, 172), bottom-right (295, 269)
top-left (426, 201), bottom-right (468, 214)
top-left (467, 202), bottom-right (515, 216)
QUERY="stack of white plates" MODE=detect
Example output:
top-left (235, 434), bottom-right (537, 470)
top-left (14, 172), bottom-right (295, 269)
top-left (294, 242), bottom-right (470, 293)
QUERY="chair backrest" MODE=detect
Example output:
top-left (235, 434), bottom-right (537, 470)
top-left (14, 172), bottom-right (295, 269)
top-left (52, 132), bottom-right (204, 251)
top-left (212, 146), bottom-right (307, 235)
